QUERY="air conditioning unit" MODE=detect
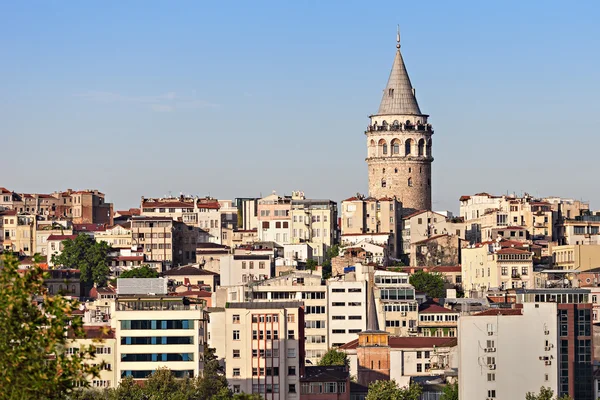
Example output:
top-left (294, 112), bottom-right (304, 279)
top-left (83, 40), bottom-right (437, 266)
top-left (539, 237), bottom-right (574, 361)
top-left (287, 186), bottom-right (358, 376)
top-left (487, 331), bottom-right (494, 336)
top-left (544, 346), bottom-right (551, 351)
top-left (401, 312), bottom-right (407, 317)
top-left (544, 330), bottom-right (550, 335)
top-left (539, 356), bottom-right (544, 360)
top-left (488, 364), bottom-right (496, 370)
top-left (485, 347), bottom-right (496, 353)
top-left (545, 361), bottom-right (552, 366)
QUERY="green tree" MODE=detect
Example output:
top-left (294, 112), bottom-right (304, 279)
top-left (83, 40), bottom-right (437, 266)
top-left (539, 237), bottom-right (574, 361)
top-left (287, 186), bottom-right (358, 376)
top-left (195, 345), bottom-right (228, 399)
top-left (525, 387), bottom-right (573, 400)
top-left (440, 382), bottom-right (458, 400)
top-left (318, 348), bottom-right (349, 367)
top-left (119, 264), bottom-right (159, 279)
top-left (366, 380), bottom-right (422, 400)
top-left (51, 234), bottom-right (111, 290)
top-left (0, 253), bottom-right (101, 399)
top-left (305, 259), bottom-right (317, 271)
top-left (409, 270), bottom-right (445, 298)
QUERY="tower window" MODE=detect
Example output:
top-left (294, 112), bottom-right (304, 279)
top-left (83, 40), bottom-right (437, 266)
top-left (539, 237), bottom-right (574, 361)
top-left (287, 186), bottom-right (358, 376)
top-left (392, 140), bottom-right (400, 154)
top-left (388, 89), bottom-right (394, 97)
top-left (382, 168), bottom-right (385, 174)
top-left (383, 144), bottom-right (388, 155)
top-left (408, 178), bottom-right (413, 187)
top-left (394, 168), bottom-right (398, 173)
top-left (381, 180), bottom-right (386, 188)
top-left (408, 167), bottom-right (412, 173)
top-left (420, 167), bottom-right (422, 173)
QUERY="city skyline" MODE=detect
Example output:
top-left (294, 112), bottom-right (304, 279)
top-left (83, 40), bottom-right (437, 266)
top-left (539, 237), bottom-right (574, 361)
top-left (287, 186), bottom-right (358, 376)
top-left (2, 1), bottom-right (599, 211)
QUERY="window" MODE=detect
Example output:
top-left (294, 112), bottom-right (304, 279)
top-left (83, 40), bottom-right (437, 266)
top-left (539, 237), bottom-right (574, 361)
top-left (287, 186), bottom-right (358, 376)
top-left (287, 348), bottom-right (296, 358)
top-left (288, 314), bottom-right (295, 323)
top-left (488, 390), bottom-right (496, 398)
top-left (233, 330), bottom-right (240, 340)
top-left (233, 368), bottom-right (240, 377)
top-left (416, 351), bottom-right (422, 359)
top-left (233, 385), bottom-right (241, 393)
top-left (408, 178), bottom-right (412, 187)
top-left (417, 364), bottom-right (422, 372)
top-left (288, 366), bottom-right (296, 376)
top-left (232, 315), bottom-right (240, 324)
top-left (289, 384), bottom-right (296, 393)
top-left (288, 330), bottom-right (295, 339)
top-left (233, 350), bottom-right (240, 358)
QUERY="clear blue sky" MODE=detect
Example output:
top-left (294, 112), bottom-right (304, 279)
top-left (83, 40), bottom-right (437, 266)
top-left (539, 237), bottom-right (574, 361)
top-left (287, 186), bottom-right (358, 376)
top-left (2, 1), bottom-right (599, 212)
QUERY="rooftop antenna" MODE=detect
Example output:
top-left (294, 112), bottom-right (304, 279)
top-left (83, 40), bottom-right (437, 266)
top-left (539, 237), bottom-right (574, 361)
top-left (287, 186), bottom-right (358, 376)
top-left (396, 25), bottom-right (401, 49)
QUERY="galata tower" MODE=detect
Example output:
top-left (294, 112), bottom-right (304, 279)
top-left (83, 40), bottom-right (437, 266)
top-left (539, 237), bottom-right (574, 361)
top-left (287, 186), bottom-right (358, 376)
top-left (366, 29), bottom-right (433, 215)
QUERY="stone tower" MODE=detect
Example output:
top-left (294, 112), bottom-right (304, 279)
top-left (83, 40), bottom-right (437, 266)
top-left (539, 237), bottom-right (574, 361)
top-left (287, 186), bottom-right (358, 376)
top-left (366, 29), bottom-right (433, 215)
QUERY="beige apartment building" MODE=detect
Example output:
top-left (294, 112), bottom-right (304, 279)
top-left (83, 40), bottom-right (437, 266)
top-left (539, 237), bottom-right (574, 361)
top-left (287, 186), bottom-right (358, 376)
top-left (140, 196), bottom-right (222, 243)
top-left (556, 213), bottom-right (600, 245)
top-left (462, 241), bottom-right (534, 296)
top-left (130, 216), bottom-right (175, 269)
top-left (67, 326), bottom-right (117, 389)
top-left (290, 191), bottom-right (338, 263)
top-left (95, 223), bottom-right (132, 249)
top-left (552, 244), bottom-right (600, 271)
top-left (341, 195), bottom-right (402, 258)
top-left (401, 210), bottom-right (465, 256)
top-left (35, 220), bottom-right (73, 255)
top-left (208, 302), bottom-right (305, 398)
top-left (2, 211), bottom-right (35, 255)
top-left (257, 192), bottom-right (292, 245)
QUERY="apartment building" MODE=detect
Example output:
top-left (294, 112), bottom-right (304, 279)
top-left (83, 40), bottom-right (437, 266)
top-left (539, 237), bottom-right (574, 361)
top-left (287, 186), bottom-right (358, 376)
top-left (327, 280), bottom-right (368, 348)
top-left (2, 211), bottom-right (35, 255)
top-left (372, 270), bottom-right (418, 337)
top-left (140, 195), bottom-right (222, 243)
top-left (557, 212), bottom-right (600, 245)
top-left (462, 240), bottom-right (534, 296)
top-left (459, 303), bottom-right (558, 400)
top-left (401, 210), bottom-right (465, 255)
top-left (234, 272), bottom-right (329, 365)
top-left (67, 326), bottom-right (117, 389)
top-left (46, 234), bottom-right (78, 267)
top-left (211, 302), bottom-right (305, 399)
top-left (341, 195), bottom-right (402, 258)
top-left (130, 216), bottom-right (174, 269)
top-left (257, 192), bottom-right (292, 245)
top-left (234, 198), bottom-right (259, 231)
top-left (516, 289), bottom-right (594, 399)
top-left (112, 294), bottom-right (208, 381)
top-left (289, 191), bottom-right (338, 263)
top-left (300, 366), bottom-right (350, 400)
top-left (220, 251), bottom-right (275, 286)
top-left (35, 220), bottom-right (73, 255)
top-left (94, 223), bottom-right (132, 249)
top-left (417, 302), bottom-right (459, 338)
top-left (552, 244), bottom-right (600, 271)
top-left (0, 188), bottom-right (113, 225)
top-left (341, 331), bottom-right (458, 388)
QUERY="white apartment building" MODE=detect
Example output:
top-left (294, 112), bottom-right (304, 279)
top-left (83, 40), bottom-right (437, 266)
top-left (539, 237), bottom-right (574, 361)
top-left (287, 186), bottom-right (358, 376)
top-left (327, 280), bottom-right (368, 347)
top-left (211, 302), bottom-right (305, 399)
top-left (67, 326), bottom-right (117, 389)
top-left (372, 270), bottom-right (419, 336)
top-left (220, 253), bottom-right (275, 286)
top-left (257, 193), bottom-right (292, 245)
top-left (111, 295), bottom-right (208, 380)
top-left (458, 303), bottom-right (558, 400)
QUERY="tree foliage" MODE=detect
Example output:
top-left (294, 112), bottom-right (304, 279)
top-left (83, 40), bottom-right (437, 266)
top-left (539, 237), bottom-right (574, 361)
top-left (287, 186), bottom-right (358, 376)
top-left (318, 348), bottom-right (349, 367)
top-left (119, 265), bottom-right (159, 279)
top-left (51, 234), bottom-right (111, 289)
top-left (525, 387), bottom-right (573, 400)
top-left (409, 270), bottom-right (445, 298)
top-left (366, 380), bottom-right (422, 400)
top-left (305, 259), bottom-right (317, 271)
top-left (440, 382), bottom-right (458, 400)
top-left (0, 253), bottom-right (100, 399)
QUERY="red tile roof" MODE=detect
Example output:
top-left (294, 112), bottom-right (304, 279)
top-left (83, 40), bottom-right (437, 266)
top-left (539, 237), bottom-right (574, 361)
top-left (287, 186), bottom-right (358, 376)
top-left (339, 336), bottom-right (457, 350)
top-left (114, 256), bottom-right (144, 262)
top-left (47, 234), bottom-right (78, 241)
top-left (170, 290), bottom-right (212, 297)
top-left (418, 302), bottom-right (456, 314)
top-left (459, 195), bottom-right (471, 201)
top-left (1, 210), bottom-right (17, 216)
top-left (67, 326), bottom-right (115, 339)
top-left (413, 234), bottom-right (451, 245)
top-left (0, 187), bottom-right (11, 194)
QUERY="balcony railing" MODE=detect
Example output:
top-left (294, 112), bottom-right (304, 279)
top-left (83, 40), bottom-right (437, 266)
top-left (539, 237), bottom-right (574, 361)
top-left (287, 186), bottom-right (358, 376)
top-left (367, 123), bottom-right (433, 133)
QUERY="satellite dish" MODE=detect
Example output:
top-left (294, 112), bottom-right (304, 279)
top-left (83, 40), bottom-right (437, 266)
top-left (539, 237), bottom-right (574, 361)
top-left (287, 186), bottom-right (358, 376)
top-left (563, 279), bottom-right (570, 286)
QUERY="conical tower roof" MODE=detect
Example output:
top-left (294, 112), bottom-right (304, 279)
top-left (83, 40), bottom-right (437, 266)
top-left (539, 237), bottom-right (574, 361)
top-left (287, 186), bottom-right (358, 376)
top-left (377, 36), bottom-right (422, 116)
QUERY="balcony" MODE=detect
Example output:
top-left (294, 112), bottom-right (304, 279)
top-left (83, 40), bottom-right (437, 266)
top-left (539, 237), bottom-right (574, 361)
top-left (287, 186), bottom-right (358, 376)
top-left (366, 123), bottom-right (433, 133)
top-left (511, 273), bottom-right (521, 280)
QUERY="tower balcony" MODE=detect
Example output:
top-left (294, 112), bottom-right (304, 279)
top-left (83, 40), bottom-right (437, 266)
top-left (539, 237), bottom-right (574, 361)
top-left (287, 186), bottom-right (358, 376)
top-left (365, 155), bottom-right (434, 162)
top-left (366, 123), bottom-right (433, 133)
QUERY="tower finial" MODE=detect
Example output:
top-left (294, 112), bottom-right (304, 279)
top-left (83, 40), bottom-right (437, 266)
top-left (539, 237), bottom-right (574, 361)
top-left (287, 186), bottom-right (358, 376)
top-left (396, 25), bottom-right (400, 49)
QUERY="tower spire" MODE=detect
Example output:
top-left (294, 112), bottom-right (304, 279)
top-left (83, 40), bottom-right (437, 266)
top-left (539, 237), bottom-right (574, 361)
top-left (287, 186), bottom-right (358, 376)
top-left (377, 28), bottom-right (422, 116)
